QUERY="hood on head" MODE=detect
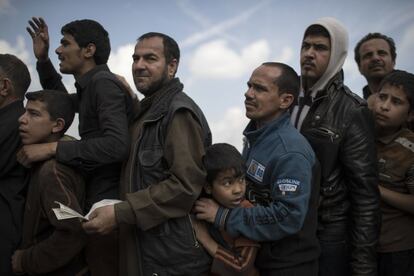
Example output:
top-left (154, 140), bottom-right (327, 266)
top-left (302, 17), bottom-right (349, 95)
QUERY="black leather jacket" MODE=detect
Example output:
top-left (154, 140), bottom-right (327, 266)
top-left (299, 73), bottom-right (380, 276)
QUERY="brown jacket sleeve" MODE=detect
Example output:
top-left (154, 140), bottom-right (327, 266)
top-left (211, 200), bottom-right (260, 276)
top-left (211, 236), bottom-right (260, 276)
top-left (20, 161), bottom-right (86, 275)
top-left (116, 110), bottom-right (207, 230)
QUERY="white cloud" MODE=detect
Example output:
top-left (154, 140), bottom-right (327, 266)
top-left (210, 106), bottom-right (248, 151)
top-left (0, 0), bottom-right (14, 14)
top-left (188, 39), bottom-right (270, 79)
top-left (398, 24), bottom-right (414, 71)
top-left (0, 36), bottom-right (30, 64)
top-left (275, 46), bottom-right (294, 63)
top-left (107, 43), bottom-right (137, 96)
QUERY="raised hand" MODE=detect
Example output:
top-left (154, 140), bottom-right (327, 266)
top-left (26, 17), bottom-right (50, 62)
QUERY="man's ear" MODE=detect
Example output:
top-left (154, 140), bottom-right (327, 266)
top-left (167, 58), bottom-right (178, 79)
top-left (51, 118), bottom-right (65, 134)
top-left (280, 93), bottom-right (294, 110)
top-left (0, 78), bottom-right (12, 97)
top-left (83, 43), bottom-right (96, 61)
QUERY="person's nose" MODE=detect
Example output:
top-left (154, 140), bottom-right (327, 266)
top-left (18, 112), bottom-right (27, 125)
top-left (55, 45), bottom-right (62, 55)
top-left (232, 180), bottom-right (244, 195)
top-left (132, 57), bottom-right (146, 71)
top-left (245, 87), bottom-right (254, 100)
top-left (304, 46), bottom-right (315, 59)
top-left (380, 99), bottom-right (390, 111)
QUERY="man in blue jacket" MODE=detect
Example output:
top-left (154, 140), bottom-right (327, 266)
top-left (195, 62), bottom-right (320, 276)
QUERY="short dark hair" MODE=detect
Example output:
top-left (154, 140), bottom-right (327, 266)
top-left (138, 32), bottom-right (180, 66)
top-left (0, 54), bottom-right (31, 99)
top-left (61, 19), bottom-right (110, 65)
top-left (379, 70), bottom-right (414, 112)
top-left (203, 143), bottom-right (245, 184)
top-left (304, 24), bottom-right (330, 39)
top-left (354, 33), bottom-right (396, 66)
top-left (25, 90), bottom-right (75, 135)
top-left (262, 62), bottom-right (300, 103)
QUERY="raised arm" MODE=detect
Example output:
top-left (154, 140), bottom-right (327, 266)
top-left (27, 17), bottom-right (67, 92)
top-left (26, 17), bottom-right (49, 62)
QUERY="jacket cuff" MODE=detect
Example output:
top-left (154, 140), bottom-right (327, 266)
top-left (214, 207), bottom-right (230, 231)
top-left (114, 201), bottom-right (135, 224)
top-left (56, 140), bottom-right (81, 167)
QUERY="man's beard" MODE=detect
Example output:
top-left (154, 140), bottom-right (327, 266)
top-left (138, 68), bottom-right (170, 97)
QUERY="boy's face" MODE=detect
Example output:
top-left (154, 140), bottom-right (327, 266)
top-left (18, 100), bottom-right (58, 145)
top-left (373, 83), bottom-right (411, 134)
top-left (206, 168), bottom-right (246, 209)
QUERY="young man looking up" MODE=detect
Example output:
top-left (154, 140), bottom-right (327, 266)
top-left (291, 17), bottom-right (380, 276)
top-left (13, 90), bottom-right (86, 275)
top-left (24, 17), bottom-right (134, 276)
top-left (371, 70), bottom-right (414, 276)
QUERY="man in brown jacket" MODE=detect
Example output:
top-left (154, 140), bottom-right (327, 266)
top-left (83, 32), bottom-right (212, 275)
top-left (12, 90), bottom-right (87, 275)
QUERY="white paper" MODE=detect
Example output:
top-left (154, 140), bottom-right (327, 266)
top-left (52, 199), bottom-right (122, 221)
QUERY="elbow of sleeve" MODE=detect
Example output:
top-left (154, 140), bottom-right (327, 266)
top-left (284, 208), bottom-right (307, 235)
top-left (108, 136), bottom-right (130, 162)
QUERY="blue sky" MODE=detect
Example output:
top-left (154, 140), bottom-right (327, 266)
top-left (1, 0), bottom-right (414, 149)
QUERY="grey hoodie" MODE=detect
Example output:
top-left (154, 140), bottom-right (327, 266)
top-left (291, 17), bottom-right (349, 130)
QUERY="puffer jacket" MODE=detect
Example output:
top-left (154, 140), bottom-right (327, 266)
top-left (299, 72), bottom-right (380, 275)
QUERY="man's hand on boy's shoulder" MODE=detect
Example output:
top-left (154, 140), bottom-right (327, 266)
top-left (11, 250), bottom-right (24, 274)
top-left (194, 198), bottom-right (219, 224)
top-left (17, 142), bottom-right (57, 167)
top-left (82, 205), bottom-right (117, 235)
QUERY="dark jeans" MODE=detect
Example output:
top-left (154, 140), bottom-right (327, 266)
top-left (260, 260), bottom-right (318, 276)
top-left (378, 249), bottom-right (414, 276)
top-left (318, 224), bottom-right (350, 276)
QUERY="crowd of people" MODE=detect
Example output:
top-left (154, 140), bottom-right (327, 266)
top-left (0, 15), bottom-right (413, 276)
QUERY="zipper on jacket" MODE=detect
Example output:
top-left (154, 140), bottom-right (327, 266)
top-left (317, 126), bottom-right (339, 142)
top-left (187, 214), bottom-right (200, 248)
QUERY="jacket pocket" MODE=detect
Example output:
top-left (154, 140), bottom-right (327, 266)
top-left (139, 146), bottom-right (163, 167)
top-left (141, 216), bottom-right (208, 266)
top-left (304, 125), bottom-right (341, 179)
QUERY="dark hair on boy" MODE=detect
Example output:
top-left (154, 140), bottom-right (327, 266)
top-left (262, 62), bottom-right (300, 102)
top-left (203, 143), bottom-right (245, 184)
top-left (0, 54), bottom-right (31, 99)
top-left (304, 24), bottom-right (330, 39)
top-left (138, 32), bottom-right (180, 73)
top-left (26, 90), bottom-right (75, 135)
top-left (354, 32), bottom-right (397, 66)
top-left (379, 70), bottom-right (414, 112)
top-left (61, 19), bottom-right (111, 65)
